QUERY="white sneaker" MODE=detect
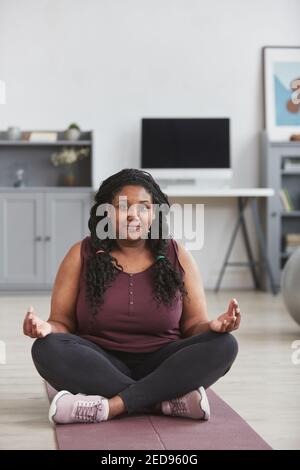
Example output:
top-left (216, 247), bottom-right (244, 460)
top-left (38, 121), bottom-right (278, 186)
top-left (49, 390), bottom-right (110, 424)
top-left (161, 386), bottom-right (210, 420)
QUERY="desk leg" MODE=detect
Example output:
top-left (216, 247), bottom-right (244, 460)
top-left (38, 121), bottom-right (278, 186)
top-left (250, 198), bottom-right (278, 295)
top-left (239, 197), bottom-right (260, 289)
top-left (215, 197), bottom-right (261, 293)
top-left (214, 202), bottom-right (244, 292)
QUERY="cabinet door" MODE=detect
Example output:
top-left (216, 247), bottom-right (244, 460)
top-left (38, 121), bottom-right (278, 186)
top-left (0, 192), bottom-right (44, 285)
top-left (44, 192), bottom-right (92, 284)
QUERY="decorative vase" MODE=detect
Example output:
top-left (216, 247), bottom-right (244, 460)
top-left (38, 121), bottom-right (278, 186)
top-left (61, 165), bottom-right (76, 186)
top-left (64, 128), bottom-right (81, 141)
top-left (7, 126), bottom-right (21, 141)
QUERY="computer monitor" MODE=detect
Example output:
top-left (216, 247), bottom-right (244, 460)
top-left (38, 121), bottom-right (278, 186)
top-left (141, 118), bottom-right (232, 190)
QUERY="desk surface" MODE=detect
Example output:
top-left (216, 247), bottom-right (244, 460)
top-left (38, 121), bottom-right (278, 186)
top-left (165, 187), bottom-right (275, 198)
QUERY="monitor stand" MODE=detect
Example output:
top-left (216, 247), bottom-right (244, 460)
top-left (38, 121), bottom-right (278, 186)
top-left (156, 177), bottom-right (232, 192)
top-left (144, 169), bottom-right (233, 192)
top-left (155, 177), bottom-right (197, 189)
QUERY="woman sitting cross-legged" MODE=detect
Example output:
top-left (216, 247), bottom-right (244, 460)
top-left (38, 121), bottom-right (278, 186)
top-left (23, 168), bottom-right (240, 425)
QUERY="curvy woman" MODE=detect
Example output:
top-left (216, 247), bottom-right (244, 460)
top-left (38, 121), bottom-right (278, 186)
top-left (23, 168), bottom-right (240, 424)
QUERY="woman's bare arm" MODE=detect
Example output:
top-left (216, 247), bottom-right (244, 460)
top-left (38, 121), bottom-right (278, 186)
top-left (176, 241), bottom-right (241, 336)
top-left (176, 241), bottom-right (210, 337)
top-left (23, 241), bottom-right (82, 338)
top-left (47, 241), bottom-right (82, 333)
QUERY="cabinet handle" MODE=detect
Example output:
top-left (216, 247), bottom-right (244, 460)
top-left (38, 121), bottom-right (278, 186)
top-left (35, 236), bottom-right (42, 242)
top-left (44, 236), bottom-right (51, 241)
top-left (271, 212), bottom-right (277, 217)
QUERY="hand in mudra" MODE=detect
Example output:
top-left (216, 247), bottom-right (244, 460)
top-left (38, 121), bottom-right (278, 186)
top-left (209, 298), bottom-right (241, 333)
top-left (23, 306), bottom-right (52, 338)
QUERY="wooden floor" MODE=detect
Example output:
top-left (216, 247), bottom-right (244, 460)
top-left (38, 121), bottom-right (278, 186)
top-left (0, 290), bottom-right (299, 450)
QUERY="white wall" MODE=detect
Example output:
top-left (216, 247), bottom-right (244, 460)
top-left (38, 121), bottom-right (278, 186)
top-left (1, 0), bottom-right (299, 288)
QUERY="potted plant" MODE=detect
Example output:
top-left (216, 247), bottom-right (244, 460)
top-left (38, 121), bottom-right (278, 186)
top-left (50, 146), bottom-right (90, 186)
top-left (64, 122), bottom-right (81, 141)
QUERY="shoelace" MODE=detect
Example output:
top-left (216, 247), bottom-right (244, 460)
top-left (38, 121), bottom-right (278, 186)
top-left (168, 391), bottom-right (205, 419)
top-left (74, 399), bottom-right (103, 422)
top-left (169, 398), bottom-right (189, 416)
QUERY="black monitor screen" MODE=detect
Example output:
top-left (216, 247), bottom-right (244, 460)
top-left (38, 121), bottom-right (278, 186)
top-left (141, 118), bottom-right (230, 169)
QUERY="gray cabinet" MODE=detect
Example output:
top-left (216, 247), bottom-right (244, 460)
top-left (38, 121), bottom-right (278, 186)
top-left (260, 131), bottom-right (300, 291)
top-left (0, 190), bottom-right (92, 290)
top-left (0, 192), bottom-right (44, 285)
top-left (44, 192), bottom-right (91, 284)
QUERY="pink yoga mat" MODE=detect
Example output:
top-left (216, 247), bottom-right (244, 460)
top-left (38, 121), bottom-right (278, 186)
top-left (45, 383), bottom-right (272, 450)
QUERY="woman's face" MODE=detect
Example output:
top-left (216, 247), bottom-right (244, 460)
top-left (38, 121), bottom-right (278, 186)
top-left (111, 185), bottom-right (154, 241)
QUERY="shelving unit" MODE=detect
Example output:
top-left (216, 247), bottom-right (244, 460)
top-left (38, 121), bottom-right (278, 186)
top-left (260, 131), bottom-right (300, 291)
top-left (0, 140), bottom-right (92, 146)
top-left (0, 130), bottom-right (93, 187)
top-left (0, 129), bottom-right (94, 291)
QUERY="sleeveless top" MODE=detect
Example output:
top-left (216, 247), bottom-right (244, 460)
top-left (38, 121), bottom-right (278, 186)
top-left (75, 236), bottom-right (185, 353)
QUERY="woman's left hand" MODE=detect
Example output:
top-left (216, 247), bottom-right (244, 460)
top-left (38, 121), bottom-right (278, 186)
top-left (209, 298), bottom-right (241, 333)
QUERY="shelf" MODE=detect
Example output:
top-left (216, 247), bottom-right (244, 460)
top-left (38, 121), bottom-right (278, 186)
top-left (0, 186), bottom-right (94, 192)
top-left (281, 251), bottom-right (300, 260)
top-left (281, 211), bottom-right (300, 217)
top-left (281, 170), bottom-right (300, 175)
top-left (270, 141), bottom-right (300, 147)
top-left (262, 132), bottom-right (300, 290)
top-left (0, 129), bottom-right (93, 188)
top-left (0, 140), bottom-right (92, 146)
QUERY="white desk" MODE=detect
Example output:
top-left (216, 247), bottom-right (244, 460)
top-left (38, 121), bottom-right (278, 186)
top-left (164, 187), bottom-right (274, 198)
top-left (165, 187), bottom-right (277, 294)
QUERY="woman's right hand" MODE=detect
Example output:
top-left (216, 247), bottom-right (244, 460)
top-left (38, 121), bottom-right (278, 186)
top-left (23, 306), bottom-right (52, 338)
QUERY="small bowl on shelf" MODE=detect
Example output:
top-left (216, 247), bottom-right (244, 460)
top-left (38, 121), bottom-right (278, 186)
top-left (7, 126), bottom-right (22, 141)
top-left (64, 128), bottom-right (81, 141)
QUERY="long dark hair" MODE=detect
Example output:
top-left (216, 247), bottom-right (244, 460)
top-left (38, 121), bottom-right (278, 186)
top-left (86, 168), bottom-right (188, 316)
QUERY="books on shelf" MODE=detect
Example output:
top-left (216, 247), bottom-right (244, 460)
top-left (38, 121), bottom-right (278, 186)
top-left (279, 188), bottom-right (294, 212)
top-left (284, 233), bottom-right (300, 255)
top-left (283, 157), bottom-right (300, 171)
top-left (28, 131), bottom-right (58, 142)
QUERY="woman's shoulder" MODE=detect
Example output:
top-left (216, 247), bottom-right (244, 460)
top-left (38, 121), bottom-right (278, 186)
top-left (168, 238), bottom-right (186, 274)
top-left (64, 239), bottom-right (81, 256)
top-left (66, 236), bottom-right (90, 265)
top-left (55, 240), bottom-right (83, 276)
top-left (78, 235), bottom-right (93, 258)
top-left (171, 239), bottom-right (200, 276)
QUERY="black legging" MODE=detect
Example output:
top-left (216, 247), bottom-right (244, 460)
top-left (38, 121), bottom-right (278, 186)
top-left (31, 330), bottom-right (238, 415)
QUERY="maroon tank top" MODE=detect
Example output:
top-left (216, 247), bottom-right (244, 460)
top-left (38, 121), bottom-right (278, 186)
top-left (75, 237), bottom-right (185, 353)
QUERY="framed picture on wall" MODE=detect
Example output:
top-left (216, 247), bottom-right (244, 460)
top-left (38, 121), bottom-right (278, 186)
top-left (263, 46), bottom-right (300, 141)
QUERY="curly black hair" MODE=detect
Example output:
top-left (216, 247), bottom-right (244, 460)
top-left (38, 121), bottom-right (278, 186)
top-left (86, 168), bottom-right (189, 317)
